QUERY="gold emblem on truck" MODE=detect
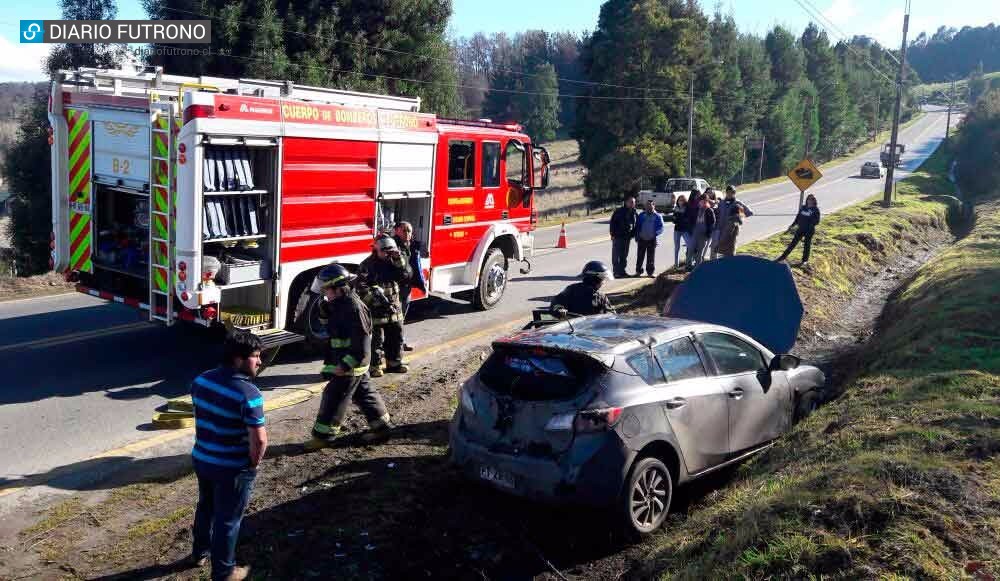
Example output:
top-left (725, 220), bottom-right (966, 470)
top-left (102, 121), bottom-right (140, 138)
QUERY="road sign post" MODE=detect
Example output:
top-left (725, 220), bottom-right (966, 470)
top-left (787, 158), bottom-right (823, 209)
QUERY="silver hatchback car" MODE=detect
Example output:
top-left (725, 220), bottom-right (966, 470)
top-left (449, 258), bottom-right (826, 535)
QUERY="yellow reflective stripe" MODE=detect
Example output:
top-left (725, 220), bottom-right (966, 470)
top-left (329, 338), bottom-right (351, 348)
top-left (349, 365), bottom-right (369, 376)
top-left (342, 354), bottom-right (360, 368)
top-left (321, 364), bottom-right (338, 375)
top-left (312, 422), bottom-right (332, 434)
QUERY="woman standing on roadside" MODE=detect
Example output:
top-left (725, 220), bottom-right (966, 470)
top-left (776, 194), bottom-right (821, 266)
top-left (686, 193), bottom-right (716, 269)
top-left (664, 194), bottom-right (692, 268)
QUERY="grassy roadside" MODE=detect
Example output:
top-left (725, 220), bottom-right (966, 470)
top-left (632, 164), bottom-right (1000, 577)
top-left (736, 141), bottom-right (958, 339)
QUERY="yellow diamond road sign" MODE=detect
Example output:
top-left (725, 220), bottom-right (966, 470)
top-left (787, 158), bottom-right (823, 192)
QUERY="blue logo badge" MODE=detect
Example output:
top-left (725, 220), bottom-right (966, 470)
top-left (21, 20), bottom-right (44, 43)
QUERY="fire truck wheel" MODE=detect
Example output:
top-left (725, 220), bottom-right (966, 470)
top-left (472, 247), bottom-right (508, 310)
top-left (287, 279), bottom-right (326, 355)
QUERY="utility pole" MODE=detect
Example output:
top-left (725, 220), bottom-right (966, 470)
top-left (882, 1), bottom-right (910, 208)
top-left (740, 136), bottom-right (747, 185)
top-left (946, 78), bottom-right (955, 141)
top-left (873, 92), bottom-right (880, 142)
top-left (687, 75), bottom-right (694, 177)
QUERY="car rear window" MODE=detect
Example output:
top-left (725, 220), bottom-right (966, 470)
top-left (479, 347), bottom-right (605, 401)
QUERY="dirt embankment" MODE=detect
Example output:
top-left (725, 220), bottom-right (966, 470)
top-left (0, 147), bottom-right (980, 580)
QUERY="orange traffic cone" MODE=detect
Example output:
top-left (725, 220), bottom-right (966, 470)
top-left (556, 223), bottom-right (568, 249)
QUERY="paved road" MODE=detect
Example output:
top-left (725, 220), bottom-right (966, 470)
top-left (0, 108), bottom-right (951, 490)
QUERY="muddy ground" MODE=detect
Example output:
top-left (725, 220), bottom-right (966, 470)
top-left (0, 226), bottom-right (955, 581)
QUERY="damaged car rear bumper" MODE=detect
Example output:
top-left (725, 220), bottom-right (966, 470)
top-left (449, 420), bottom-right (632, 506)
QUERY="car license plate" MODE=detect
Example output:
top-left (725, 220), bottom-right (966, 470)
top-left (479, 465), bottom-right (516, 489)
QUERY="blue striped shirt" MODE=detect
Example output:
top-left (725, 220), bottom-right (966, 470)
top-left (190, 366), bottom-right (265, 468)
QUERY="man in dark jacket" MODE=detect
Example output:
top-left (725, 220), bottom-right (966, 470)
top-left (392, 221), bottom-right (426, 352)
top-left (609, 196), bottom-right (638, 278)
top-left (551, 260), bottom-right (615, 316)
top-left (306, 264), bottom-right (392, 449)
top-left (358, 236), bottom-right (412, 377)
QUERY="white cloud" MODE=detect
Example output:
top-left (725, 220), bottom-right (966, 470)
top-left (823, 0), bottom-right (858, 27)
top-left (0, 36), bottom-right (49, 82)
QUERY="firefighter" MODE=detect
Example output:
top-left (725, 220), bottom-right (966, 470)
top-left (392, 221), bottom-right (426, 352)
top-left (551, 260), bottom-right (616, 316)
top-left (357, 235), bottom-right (412, 377)
top-left (306, 263), bottom-right (392, 449)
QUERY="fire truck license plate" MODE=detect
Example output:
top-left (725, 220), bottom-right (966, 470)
top-left (479, 465), bottom-right (516, 489)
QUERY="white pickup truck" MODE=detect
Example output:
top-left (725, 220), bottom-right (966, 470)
top-left (638, 177), bottom-right (711, 209)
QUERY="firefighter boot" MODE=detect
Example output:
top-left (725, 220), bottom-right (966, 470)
top-left (359, 414), bottom-right (395, 443)
top-left (304, 424), bottom-right (342, 450)
top-left (385, 361), bottom-right (409, 374)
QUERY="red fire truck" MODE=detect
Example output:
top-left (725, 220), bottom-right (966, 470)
top-left (49, 67), bottom-right (548, 349)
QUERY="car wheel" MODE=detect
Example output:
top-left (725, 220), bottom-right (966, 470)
top-left (621, 457), bottom-right (672, 536)
top-left (794, 390), bottom-right (820, 424)
top-left (472, 247), bottom-right (507, 310)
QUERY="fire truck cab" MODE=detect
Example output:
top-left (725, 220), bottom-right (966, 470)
top-left (49, 67), bottom-right (547, 347)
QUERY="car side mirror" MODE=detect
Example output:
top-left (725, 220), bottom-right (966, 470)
top-left (770, 354), bottom-right (800, 372)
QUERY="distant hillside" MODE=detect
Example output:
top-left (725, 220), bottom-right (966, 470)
top-left (908, 23), bottom-right (1000, 82)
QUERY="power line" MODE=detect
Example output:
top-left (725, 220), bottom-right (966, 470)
top-left (157, 5), bottom-right (698, 98)
top-left (800, 0), bottom-right (900, 66)
top-left (792, 0), bottom-right (896, 86)
top-left (144, 43), bottom-right (711, 103)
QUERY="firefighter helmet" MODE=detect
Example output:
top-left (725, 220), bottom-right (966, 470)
top-left (581, 260), bottom-right (613, 280)
top-left (374, 235), bottom-right (398, 253)
top-left (310, 263), bottom-right (355, 293)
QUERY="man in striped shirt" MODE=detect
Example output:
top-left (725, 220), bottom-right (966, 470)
top-left (189, 331), bottom-right (268, 581)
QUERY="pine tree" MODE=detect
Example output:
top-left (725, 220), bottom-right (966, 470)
top-left (518, 62), bottom-right (560, 142)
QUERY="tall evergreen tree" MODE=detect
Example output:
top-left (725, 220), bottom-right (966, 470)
top-left (802, 24), bottom-right (851, 158)
top-left (517, 62), bottom-right (560, 142)
top-left (144, 0), bottom-right (463, 116)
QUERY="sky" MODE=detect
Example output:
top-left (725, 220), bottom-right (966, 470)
top-left (1, 0), bottom-right (998, 82)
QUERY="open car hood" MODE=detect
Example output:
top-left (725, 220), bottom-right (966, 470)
top-left (663, 256), bottom-right (803, 354)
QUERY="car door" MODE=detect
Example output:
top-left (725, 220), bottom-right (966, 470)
top-left (648, 336), bottom-right (729, 474)
top-left (696, 331), bottom-right (787, 455)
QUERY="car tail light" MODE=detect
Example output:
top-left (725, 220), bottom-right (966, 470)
top-left (183, 104), bottom-right (214, 123)
top-left (181, 291), bottom-right (191, 301)
top-left (177, 261), bottom-right (187, 271)
top-left (202, 304), bottom-right (218, 320)
top-left (530, 209), bottom-right (538, 226)
top-left (575, 407), bottom-right (624, 432)
top-left (178, 270), bottom-right (187, 281)
top-left (545, 407), bottom-right (624, 433)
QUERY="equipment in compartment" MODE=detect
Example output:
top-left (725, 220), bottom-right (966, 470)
top-left (93, 185), bottom-right (149, 276)
top-left (203, 195), bottom-right (262, 240)
top-left (203, 146), bottom-right (256, 191)
top-left (216, 250), bottom-right (271, 285)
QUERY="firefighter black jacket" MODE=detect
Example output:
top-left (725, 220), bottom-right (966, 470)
top-left (318, 290), bottom-right (372, 377)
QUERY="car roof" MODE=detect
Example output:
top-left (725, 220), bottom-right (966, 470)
top-left (493, 315), bottom-right (700, 358)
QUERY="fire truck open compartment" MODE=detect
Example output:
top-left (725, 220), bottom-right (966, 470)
top-left (376, 195), bottom-right (432, 251)
top-left (200, 138), bottom-right (279, 329)
top-left (90, 184), bottom-right (151, 297)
